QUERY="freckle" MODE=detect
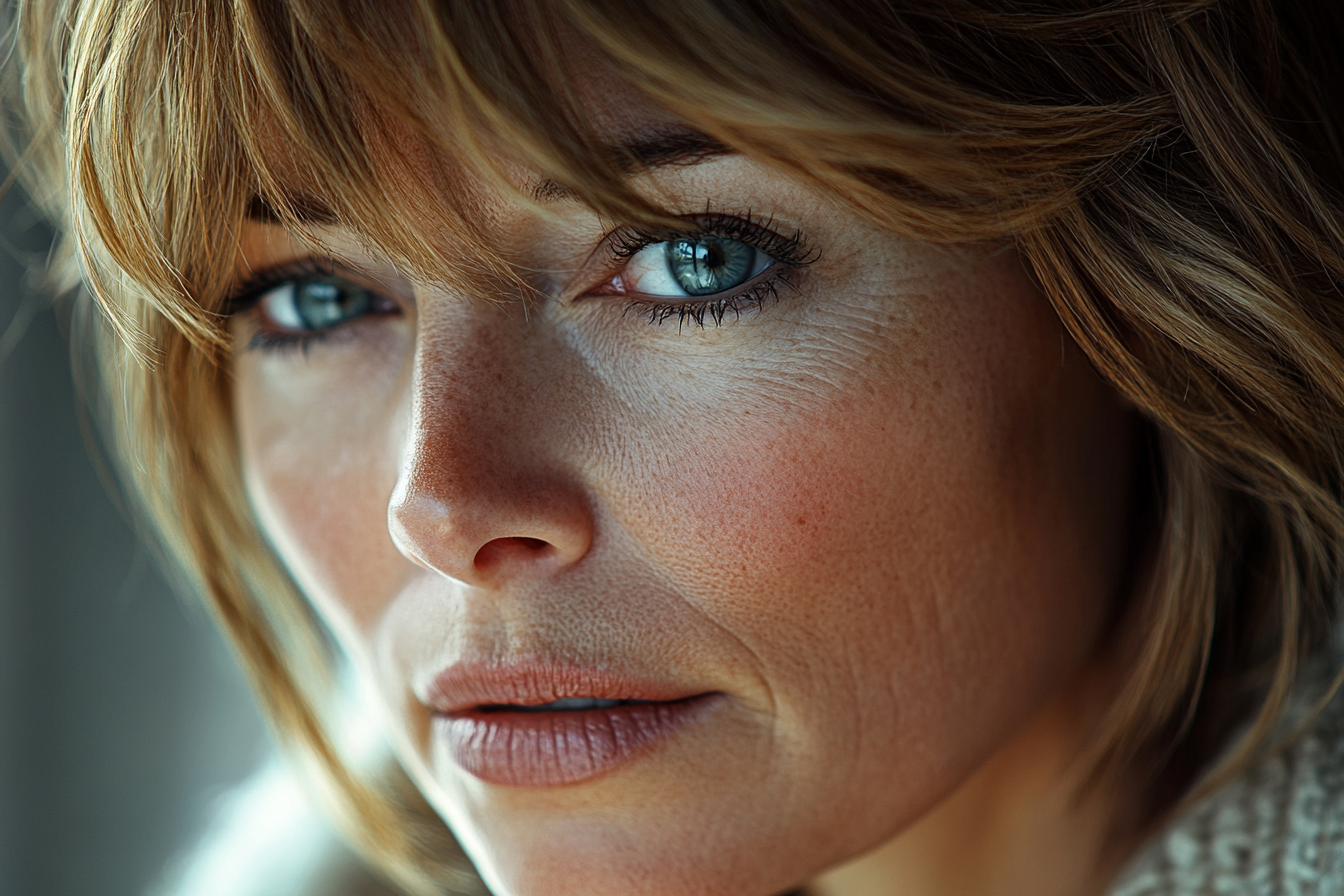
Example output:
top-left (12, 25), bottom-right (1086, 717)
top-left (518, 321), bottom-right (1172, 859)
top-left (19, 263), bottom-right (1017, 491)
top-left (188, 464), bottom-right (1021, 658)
top-left (795, 516), bottom-right (807, 526)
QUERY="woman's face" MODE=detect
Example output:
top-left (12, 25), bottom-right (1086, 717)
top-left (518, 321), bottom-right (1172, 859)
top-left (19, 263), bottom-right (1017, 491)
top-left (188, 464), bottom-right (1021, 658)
top-left (230, 87), bottom-right (1139, 896)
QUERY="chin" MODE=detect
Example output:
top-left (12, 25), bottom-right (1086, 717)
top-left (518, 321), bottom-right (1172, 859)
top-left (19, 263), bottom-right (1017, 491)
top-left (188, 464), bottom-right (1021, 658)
top-left (417, 762), bottom-right (840, 896)
top-left (456, 823), bottom-right (805, 896)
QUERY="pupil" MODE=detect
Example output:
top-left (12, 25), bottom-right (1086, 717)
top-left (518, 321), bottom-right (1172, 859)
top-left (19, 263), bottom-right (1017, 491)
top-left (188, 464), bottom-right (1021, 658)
top-left (665, 238), bottom-right (755, 297)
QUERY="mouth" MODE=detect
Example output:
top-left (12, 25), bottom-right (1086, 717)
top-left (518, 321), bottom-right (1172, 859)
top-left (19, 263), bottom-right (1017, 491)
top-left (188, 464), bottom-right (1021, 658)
top-left (475, 696), bottom-right (655, 713)
top-left (419, 662), bottom-right (723, 788)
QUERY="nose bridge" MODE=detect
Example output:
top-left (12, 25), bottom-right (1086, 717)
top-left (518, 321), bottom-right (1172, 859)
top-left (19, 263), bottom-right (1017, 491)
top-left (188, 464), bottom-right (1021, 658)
top-left (406, 317), bottom-right (526, 497)
top-left (387, 307), bottom-right (593, 585)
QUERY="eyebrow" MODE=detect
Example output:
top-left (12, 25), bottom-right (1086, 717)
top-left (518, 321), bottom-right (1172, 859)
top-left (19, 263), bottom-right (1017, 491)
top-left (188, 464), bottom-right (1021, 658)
top-left (530, 128), bottom-right (733, 202)
top-left (245, 128), bottom-right (732, 222)
top-left (245, 192), bottom-right (339, 226)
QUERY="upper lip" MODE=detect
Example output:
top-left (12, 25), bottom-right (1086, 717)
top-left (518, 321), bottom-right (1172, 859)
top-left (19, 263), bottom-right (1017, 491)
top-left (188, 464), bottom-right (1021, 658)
top-left (418, 661), bottom-right (707, 715)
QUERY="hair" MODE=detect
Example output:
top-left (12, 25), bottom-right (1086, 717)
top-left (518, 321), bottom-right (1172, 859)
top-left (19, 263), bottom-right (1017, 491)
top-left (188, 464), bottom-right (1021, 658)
top-left (7, 0), bottom-right (1344, 891)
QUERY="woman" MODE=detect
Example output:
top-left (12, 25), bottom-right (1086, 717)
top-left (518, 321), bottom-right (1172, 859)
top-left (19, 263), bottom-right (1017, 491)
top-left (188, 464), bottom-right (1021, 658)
top-left (9, 1), bottom-right (1344, 894)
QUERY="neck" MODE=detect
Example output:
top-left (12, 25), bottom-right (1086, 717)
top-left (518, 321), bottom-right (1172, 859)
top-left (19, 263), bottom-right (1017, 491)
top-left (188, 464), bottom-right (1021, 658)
top-left (808, 667), bottom-right (1147, 896)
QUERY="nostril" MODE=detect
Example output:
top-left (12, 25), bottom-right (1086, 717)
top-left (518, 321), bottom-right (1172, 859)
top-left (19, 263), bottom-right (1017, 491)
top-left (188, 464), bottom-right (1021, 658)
top-left (473, 536), bottom-right (556, 573)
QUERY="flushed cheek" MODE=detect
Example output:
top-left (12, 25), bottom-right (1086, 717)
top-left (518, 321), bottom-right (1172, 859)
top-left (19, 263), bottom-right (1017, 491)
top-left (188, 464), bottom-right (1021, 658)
top-left (621, 401), bottom-right (955, 694)
top-left (608, 342), bottom-right (1126, 785)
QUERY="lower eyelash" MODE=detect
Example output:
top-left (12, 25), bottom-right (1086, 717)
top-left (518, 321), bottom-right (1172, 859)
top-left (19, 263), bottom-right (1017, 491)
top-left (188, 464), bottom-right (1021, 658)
top-left (245, 328), bottom-right (331, 354)
top-left (623, 273), bottom-right (794, 332)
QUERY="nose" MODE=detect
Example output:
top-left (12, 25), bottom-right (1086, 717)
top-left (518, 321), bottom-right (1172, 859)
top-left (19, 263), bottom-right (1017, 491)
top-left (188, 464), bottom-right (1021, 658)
top-left (387, 316), bottom-right (594, 588)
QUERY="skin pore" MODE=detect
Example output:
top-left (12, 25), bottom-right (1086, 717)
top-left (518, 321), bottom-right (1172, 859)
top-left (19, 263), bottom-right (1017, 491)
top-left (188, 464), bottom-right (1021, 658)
top-left (228, 82), bottom-right (1144, 896)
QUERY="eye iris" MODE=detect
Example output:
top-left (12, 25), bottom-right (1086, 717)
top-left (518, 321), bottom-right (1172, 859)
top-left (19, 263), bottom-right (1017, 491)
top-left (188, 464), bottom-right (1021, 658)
top-left (664, 237), bottom-right (756, 296)
top-left (295, 279), bottom-right (371, 330)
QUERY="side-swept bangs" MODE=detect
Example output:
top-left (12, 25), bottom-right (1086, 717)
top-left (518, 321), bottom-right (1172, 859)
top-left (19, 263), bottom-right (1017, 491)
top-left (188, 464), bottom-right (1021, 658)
top-left (63, 0), bottom-right (1189, 350)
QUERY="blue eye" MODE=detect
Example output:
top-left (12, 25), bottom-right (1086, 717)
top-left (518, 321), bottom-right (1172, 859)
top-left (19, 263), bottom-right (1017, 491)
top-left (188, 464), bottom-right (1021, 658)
top-left (622, 236), bottom-right (771, 299)
top-left (259, 277), bottom-right (376, 331)
top-left (664, 237), bottom-right (759, 296)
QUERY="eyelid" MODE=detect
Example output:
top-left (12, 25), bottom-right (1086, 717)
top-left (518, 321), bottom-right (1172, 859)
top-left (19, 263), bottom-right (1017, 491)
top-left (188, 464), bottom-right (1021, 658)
top-left (224, 256), bottom-right (406, 316)
top-left (603, 211), bottom-right (815, 271)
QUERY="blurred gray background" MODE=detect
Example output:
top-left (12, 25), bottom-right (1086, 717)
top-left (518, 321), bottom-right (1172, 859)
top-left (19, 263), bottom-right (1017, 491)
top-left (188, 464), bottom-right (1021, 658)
top-left (0, 177), bottom-right (337, 895)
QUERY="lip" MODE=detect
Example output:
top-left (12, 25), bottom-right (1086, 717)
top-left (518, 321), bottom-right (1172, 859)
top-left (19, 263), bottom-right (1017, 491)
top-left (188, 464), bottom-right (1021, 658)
top-left (420, 662), bottom-right (723, 787)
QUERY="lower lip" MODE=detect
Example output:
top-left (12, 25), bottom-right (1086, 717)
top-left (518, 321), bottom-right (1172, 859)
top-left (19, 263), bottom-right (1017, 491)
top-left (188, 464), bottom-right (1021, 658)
top-left (436, 694), bottom-right (723, 788)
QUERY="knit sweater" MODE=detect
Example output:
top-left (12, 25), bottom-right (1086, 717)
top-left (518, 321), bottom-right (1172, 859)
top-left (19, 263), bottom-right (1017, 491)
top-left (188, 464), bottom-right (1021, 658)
top-left (1107, 691), bottom-right (1344, 896)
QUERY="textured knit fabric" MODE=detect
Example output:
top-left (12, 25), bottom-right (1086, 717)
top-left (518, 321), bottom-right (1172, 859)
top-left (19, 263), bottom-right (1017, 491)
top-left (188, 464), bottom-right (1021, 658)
top-left (1107, 692), bottom-right (1344, 896)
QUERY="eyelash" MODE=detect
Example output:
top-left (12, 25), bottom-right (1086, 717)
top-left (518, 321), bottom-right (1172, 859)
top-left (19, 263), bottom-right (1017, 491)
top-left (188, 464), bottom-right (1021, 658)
top-left (225, 258), bottom-right (389, 354)
top-left (608, 212), bottom-right (817, 331)
top-left (225, 213), bottom-right (818, 352)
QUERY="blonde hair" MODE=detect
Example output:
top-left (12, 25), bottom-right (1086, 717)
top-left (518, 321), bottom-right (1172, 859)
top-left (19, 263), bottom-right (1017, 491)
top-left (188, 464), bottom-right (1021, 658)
top-left (9, 0), bottom-right (1344, 891)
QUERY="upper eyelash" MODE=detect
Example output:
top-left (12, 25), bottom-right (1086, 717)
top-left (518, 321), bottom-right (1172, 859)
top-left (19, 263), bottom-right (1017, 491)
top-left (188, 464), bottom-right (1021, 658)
top-left (607, 210), bottom-right (818, 269)
top-left (222, 257), bottom-right (344, 316)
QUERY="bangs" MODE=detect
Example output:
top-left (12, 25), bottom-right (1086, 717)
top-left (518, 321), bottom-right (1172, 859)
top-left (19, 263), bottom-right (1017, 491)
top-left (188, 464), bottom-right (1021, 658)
top-left (63, 0), bottom-right (1173, 353)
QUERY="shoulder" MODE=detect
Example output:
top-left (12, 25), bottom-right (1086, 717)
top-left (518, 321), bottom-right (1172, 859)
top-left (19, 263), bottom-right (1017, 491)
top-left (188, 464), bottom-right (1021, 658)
top-left (1109, 689), bottom-right (1344, 896)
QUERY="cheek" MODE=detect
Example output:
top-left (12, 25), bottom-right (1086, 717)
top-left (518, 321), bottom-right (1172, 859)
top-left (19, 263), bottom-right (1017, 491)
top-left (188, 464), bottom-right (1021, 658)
top-left (233, 342), bottom-right (413, 636)
top-left (601, 273), bottom-right (1133, 782)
